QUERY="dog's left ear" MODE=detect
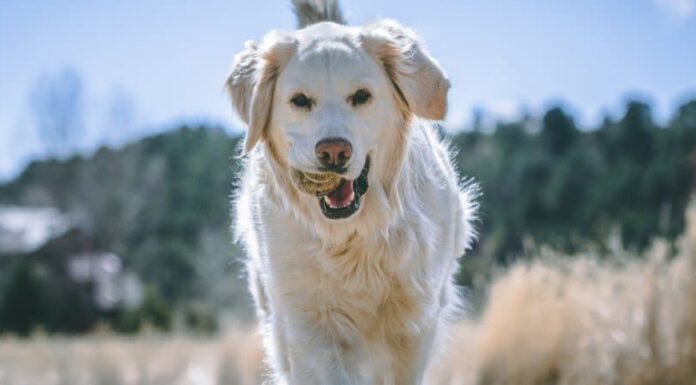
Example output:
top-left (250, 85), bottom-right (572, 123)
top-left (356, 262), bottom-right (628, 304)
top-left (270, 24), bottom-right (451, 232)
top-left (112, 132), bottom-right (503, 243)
top-left (360, 19), bottom-right (450, 120)
top-left (226, 33), bottom-right (297, 152)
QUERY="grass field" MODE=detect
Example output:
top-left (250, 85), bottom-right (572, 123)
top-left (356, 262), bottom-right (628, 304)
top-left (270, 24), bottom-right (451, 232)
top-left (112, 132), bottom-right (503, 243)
top-left (2, 203), bottom-right (696, 385)
top-left (0, 327), bottom-right (263, 385)
top-left (431, 202), bottom-right (696, 385)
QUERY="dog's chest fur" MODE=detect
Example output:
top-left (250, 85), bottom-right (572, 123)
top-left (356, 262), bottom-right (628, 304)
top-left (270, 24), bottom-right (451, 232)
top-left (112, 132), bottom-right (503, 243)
top-left (264, 212), bottom-right (438, 345)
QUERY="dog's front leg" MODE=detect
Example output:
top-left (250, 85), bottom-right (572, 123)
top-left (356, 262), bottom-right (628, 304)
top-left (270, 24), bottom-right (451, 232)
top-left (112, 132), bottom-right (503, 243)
top-left (285, 337), bottom-right (355, 385)
top-left (383, 326), bottom-right (438, 385)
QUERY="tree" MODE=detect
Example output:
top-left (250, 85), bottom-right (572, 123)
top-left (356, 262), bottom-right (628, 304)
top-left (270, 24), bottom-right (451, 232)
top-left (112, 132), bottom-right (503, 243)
top-left (31, 68), bottom-right (84, 157)
top-left (0, 262), bottom-right (47, 336)
top-left (541, 107), bottom-right (578, 155)
top-left (104, 87), bottom-right (136, 146)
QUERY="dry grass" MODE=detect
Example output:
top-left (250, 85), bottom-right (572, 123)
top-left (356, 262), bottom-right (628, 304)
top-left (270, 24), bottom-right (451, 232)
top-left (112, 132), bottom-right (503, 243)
top-left (3, 204), bottom-right (696, 385)
top-left (430, 201), bottom-right (696, 385)
top-left (0, 327), bottom-right (263, 385)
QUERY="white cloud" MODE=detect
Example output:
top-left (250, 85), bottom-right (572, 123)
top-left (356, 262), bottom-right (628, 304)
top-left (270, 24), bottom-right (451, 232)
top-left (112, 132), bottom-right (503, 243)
top-left (655, 0), bottom-right (695, 20)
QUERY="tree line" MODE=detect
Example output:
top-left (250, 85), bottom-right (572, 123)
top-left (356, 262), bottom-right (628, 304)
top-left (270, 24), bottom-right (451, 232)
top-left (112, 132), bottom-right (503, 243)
top-left (0, 99), bottom-right (694, 334)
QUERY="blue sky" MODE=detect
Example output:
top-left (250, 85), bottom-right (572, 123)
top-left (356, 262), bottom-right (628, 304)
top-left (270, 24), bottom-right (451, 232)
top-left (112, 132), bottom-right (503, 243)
top-left (1, 0), bottom-right (695, 180)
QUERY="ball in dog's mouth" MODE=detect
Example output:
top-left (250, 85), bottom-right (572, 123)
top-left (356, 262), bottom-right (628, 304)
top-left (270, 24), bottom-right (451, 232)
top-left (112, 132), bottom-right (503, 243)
top-left (293, 157), bottom-right (370, 220)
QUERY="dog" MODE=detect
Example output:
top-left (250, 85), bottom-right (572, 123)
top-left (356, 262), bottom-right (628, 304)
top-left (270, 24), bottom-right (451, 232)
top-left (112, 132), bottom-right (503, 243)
top-left (226, 1), bottom-right (477, 384)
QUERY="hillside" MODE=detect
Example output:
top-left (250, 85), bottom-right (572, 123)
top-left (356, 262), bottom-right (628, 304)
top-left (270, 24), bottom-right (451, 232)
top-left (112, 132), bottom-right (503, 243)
top-left (0, 100), bottom-right (695, 333)
top-left (0, 126), bottom-right (252, 333)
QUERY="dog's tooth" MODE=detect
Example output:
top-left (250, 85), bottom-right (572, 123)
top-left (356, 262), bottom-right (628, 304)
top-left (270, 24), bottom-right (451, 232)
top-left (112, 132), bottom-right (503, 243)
top-left (348, 191), bottom-right (355, 202)
top-left (324, 196), bottom-right (338, 209)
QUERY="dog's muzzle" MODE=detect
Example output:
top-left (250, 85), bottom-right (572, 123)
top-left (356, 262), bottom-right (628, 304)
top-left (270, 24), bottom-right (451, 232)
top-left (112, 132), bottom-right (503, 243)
top-left (292, 157), bottom-right (370, 220)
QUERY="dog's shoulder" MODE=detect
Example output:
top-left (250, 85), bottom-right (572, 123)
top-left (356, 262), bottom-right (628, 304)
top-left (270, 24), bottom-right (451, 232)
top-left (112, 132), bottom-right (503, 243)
top-left (406, 119), bottom-right (479, 254)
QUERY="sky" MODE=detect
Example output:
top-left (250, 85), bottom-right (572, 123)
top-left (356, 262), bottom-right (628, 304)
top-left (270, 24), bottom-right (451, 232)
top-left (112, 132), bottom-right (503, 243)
top-left (1, 0), bottom-right (695, 180)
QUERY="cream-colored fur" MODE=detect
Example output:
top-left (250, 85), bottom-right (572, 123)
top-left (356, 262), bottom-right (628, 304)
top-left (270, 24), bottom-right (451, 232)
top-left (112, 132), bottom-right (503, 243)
top-left (227, 2), bottom-right (476, 384)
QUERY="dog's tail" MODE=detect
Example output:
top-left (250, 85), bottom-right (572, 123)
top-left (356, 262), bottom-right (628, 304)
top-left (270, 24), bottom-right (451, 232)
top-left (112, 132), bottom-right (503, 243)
top-left (291, 0), bottom-right (346, 28)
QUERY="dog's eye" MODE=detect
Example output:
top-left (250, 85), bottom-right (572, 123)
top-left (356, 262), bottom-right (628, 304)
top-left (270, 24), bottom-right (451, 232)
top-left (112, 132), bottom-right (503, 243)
top-left (290, 93), bottom-right (313, 109)
top-left (349, 89), bottom-right (372, 107)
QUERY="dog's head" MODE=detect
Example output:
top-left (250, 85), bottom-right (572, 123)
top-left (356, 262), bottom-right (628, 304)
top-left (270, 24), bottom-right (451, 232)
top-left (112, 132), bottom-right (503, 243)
top-left (227, 16), bottom-right (449, 225)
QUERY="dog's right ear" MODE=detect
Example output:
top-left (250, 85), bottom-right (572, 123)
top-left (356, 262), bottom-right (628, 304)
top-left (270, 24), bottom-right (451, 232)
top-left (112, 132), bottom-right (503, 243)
top-left (226, 34), bottom-right (297, 153)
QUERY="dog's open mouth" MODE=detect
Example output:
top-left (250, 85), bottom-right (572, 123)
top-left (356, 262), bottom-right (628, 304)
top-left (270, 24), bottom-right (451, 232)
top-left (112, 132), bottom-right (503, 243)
top-left (318, 157), bottom-right (370, 220)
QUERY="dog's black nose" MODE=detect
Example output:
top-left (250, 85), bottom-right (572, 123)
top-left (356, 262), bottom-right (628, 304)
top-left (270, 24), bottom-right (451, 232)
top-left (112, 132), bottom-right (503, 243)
top-left (315, 138), bottom-right (352, 170)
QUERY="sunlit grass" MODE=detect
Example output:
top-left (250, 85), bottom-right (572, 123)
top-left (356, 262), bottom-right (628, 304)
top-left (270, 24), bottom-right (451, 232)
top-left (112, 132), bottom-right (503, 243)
top-left (3, 202), bottom-right (696, 385)
top-left (0, 327), bottom-right (263, 385)
top-left (430, 200), bottom-right (696, 385)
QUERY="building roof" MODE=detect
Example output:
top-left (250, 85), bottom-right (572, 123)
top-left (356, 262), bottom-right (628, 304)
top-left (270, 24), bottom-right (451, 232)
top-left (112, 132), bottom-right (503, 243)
top-left (0, 205), bottom-right (71, 255)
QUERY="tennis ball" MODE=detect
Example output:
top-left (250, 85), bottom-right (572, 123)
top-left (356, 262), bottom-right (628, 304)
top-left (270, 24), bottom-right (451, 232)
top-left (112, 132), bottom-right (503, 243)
top-left (291, 169), bottom-right (342, 196)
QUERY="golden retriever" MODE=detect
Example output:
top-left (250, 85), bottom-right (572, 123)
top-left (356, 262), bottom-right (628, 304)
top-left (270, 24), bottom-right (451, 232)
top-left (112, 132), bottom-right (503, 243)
top-left (226, 1), bottom-right (476, 383)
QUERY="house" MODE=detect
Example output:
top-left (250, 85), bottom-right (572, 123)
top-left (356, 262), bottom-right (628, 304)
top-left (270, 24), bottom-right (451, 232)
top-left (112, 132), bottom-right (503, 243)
top-left (0, 206), bottom-right (143, 333)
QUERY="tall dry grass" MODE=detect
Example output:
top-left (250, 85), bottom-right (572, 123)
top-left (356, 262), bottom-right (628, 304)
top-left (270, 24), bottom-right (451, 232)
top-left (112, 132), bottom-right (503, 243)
top-left (2, 204), bottom-right (696, 385)
top-left (0, 327), bottom-right (263, 385)
top-left (430, 201), bottom-right (696, 385)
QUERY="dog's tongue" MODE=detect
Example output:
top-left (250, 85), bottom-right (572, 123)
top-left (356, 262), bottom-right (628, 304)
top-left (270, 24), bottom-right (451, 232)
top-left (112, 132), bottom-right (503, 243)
top-left (326, 179), bottom-right (354, 207)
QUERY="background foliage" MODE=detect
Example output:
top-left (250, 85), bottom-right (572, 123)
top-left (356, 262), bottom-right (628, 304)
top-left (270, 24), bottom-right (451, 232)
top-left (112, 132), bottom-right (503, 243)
top-left (1, 100), bottom-right (695, 334)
